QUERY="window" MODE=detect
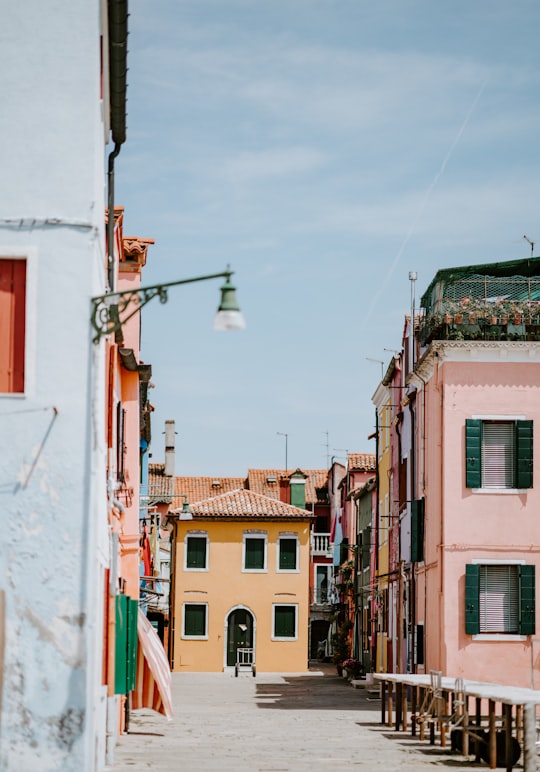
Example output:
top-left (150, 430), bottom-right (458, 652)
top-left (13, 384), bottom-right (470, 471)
top-left (183, 603), bottom-right (208, 638)
top-left (273, 604), bottom-right (297, 639)
top-left (465, 419), bottom-right (533, 489)
top-left (315, 565), bottom-right (332, 603)
top-left (278, 536), bottom-right (298, 571)
top-left (0, 258), bottom-right (26, 393)
top-left (185, 534), bottom-right (208, 570)
top-left (243, 533), bottom-right (267, 571)
top-left (116, 401), bottom-right (126, 482)
top-left (465, 563), bottom-right (535, 635)
top-left (411, 498), bottom-right (425, 563)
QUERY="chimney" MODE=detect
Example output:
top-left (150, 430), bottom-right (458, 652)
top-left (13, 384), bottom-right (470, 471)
top-left (164, 420), bottom-right (175, 477)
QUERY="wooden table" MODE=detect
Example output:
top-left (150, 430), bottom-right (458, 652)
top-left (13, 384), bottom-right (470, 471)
top-left (374, 672), bottom-right (540, 771)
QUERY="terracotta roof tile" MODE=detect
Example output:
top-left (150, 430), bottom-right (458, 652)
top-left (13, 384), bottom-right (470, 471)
top-left (175, 476), bottom-right (246, 506)
top-left (247, 468), bottom-right (328, 504)
top-left (347, 453), bottom-right (376, 471)
top-left (171, 488), bottom-right (314, 520)
top-left (148, 464), bottom-right (174, 500)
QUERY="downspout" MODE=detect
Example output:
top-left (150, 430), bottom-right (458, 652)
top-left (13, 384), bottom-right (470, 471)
top-left (107, 0), bottom-right (128, 291)
top-left (107, 144), bottom-right (121, 291)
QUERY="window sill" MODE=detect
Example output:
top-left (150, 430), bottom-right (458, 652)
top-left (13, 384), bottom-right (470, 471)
top-left (181, 635), bottom-right (208, 640)
top-left (472, 634), bottom-right (527, 642)
top-left (184, 567), bottom-right (208, 572)
top-left (271, 636), bottom-right (298, 642)
top-left (242, 568), bottom-right (267, 573)
top-left (471, 488), bottom-right (529, 495)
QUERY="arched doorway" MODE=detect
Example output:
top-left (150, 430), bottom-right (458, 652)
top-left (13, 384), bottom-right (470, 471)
top-left (226, 607), bottom-right (254, 667)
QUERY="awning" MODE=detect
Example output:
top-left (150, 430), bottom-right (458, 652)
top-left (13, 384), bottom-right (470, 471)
top-left (131, 609), bottom-right (173, 719)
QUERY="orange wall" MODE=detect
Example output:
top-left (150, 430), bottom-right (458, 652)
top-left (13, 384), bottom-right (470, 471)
top-left (171, 519), bottom-right (311, 673)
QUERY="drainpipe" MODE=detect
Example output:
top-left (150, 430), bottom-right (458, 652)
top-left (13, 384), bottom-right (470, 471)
top-left (107, 144), bottom-right (121, 291)
top-left (107, 0), bottom-right (128, 291)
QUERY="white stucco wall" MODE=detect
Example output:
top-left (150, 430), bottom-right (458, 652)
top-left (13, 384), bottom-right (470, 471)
top-left (0, 2), bottom-right (109, 769)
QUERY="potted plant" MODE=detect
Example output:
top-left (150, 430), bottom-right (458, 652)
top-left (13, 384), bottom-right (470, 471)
top-left (331, 620), bottom-right (352, 675)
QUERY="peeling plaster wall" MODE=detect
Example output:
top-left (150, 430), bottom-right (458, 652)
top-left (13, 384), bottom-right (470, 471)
top-left (0, 1), bottom-right (108, 769)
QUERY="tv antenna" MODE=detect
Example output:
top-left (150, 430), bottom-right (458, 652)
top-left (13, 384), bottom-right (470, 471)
top-left (524, 235), bottom-right (535, 257)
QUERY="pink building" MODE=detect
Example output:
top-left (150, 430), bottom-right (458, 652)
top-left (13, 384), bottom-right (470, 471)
top-left (410, 258), bottom-right (540, 687)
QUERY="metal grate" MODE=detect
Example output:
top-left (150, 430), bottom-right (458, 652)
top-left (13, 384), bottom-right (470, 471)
top-left (423, 274), bottom-right (540, 320)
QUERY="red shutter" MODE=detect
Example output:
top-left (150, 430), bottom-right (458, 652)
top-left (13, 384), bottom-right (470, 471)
top-left (0, 259), bottom-right (26, 393)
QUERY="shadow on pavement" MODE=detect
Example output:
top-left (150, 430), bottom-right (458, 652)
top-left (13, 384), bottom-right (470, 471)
top-left (255, 671), bottom-right (381, 712)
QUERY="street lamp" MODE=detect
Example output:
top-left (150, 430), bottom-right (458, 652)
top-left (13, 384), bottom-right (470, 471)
top-left (90, 266), bottom-right (245, 343)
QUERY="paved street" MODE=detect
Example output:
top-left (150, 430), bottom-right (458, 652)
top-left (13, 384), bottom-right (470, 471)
top-left (107, 665), bottom-right (494, 771)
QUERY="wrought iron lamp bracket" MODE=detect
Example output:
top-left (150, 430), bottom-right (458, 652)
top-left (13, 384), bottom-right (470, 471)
top-left (90, 268), bottom-right (233, 344)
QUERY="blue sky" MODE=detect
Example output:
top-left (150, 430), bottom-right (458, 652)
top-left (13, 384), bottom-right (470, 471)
top-left (117, 0), bottom-right (540, 476)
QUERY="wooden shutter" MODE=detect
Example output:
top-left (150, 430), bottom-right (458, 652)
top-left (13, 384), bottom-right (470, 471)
top-left (184, 604), bottom-right (206, 636)
top-left (116, 402), bottom-right (126, 482)
top-left (516, 420), bottom-right (533, 489)
top-left (274, 606), bottom-right (295, 637)
top-left (482, 422), bottom-right (514, 488)
top-left (465, 564), bottom-right (480, 634)
top-left (465, 420), bottom-right (482, 488)
top-left (279, 538), bottom-right (297, 570)
top-left (519, 564), bottom-right (536, 635)
top-left (415, 623), bottom-right (424, 665)
top-left (411, 498), bottom-right (424, 563)
top-left (245, 537), bottom-right (265, 569)
top-left (0, 258), bottom-right (26, 393)
top-left (186, 537), bottom-right (207, 569)
top-left (126, 598), bottom-right (138, 692)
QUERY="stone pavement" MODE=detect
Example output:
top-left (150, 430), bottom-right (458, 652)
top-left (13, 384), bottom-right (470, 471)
top-left (106, 664), bottom-right (502, 771)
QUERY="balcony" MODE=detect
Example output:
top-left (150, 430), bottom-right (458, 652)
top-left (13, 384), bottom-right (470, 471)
top-left (419, 275), bottom-right (540, 346)
top-left (311, 532), bottom-right (332, 557)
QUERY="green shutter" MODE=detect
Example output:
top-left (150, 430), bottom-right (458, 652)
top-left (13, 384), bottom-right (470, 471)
top-left (465, 419), bottom-right (482, 488)
top-left (114, 594), bottom-right (128, 694)
top-left (279, 538), bottom-right (297, 570)
top-left (274, 606), bottom-right (296, 637)
top-left (115, 595), bottom-right (138, 694)
top-left (411, 498), bottom-right (424, 563)
top-left (184, 604), bottom-right (206, 636)
top-left (187, 536), bottom-right (207, 568)
top-left (519, 564), bottom-right (536, 635)
top-left (245, 537), bottom-right (265, 569)
top-left (516, 420), bottom-right (533, 489)
top-left (465, 564), bottom-right (480, 635)
top-left (126, 599), bottom-right (138, 692)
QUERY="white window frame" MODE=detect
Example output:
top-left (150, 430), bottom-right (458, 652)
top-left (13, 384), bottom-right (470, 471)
top-left (182, 602), bottom-right (208, 640)
top-left (314, 564), bottom-right (332, 604)
top-left (271, 603), bottom-right (298, 641)
top-left (471, 558), bottom-right (526, 641)
top-left (276, 533), bottom-right (299, 573)
top-left (242, 531), bottom-right (267, 573)
top-left (0, 248), bottom-right (37, 399)
top-left (184, 531), bottom-right (209, 572)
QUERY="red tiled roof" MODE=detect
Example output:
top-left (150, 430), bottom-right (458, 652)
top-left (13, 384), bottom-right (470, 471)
top-left (174, 476), bottom-right (246, 506)
top-left (247, 468), bottom-right (327, 504)
top-left (171, 489), bottom-right (314, 520)
top-left (347, 453), bottom-right (376, 471)
top-left (148, 464), bottom-right (174, 500)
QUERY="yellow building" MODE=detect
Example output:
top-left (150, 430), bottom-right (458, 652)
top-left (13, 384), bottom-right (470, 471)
top-left (372, 380), bottom-right (392, 673)
top-left (169, 489), bottom-right (313, 673)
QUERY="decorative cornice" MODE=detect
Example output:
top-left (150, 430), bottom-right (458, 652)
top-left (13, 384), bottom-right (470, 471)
top-left (408, 340), bottom-right (540, 387)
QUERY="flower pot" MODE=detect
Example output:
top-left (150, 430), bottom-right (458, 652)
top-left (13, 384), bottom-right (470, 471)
top-left (513, 313), bottom-right (522, 324)
top-left (454, 313), bottom-right (463, 325)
